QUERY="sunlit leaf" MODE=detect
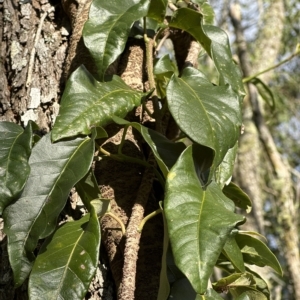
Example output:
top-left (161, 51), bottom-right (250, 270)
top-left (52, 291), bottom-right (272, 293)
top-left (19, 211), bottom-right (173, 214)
top-left (165, 146), bottom-right (245, 294)
top-left (52, 66), bottom-right (143, 142)
top-left (3, 134), bottom-right (94, 286)
top-left (0, 121), bottom-right (36, 213)
top-left (169, 8), bottom-right (245, 99)
top-left (215, 143), bottom-right (238, 188)
top-left (236, 233), bottom-right (282, 276)
top-left (28, 204), bottom-right (100, 299)
top-left (83, 0), bottom-right (149, 80)
top-left (166, 67), bottom-right (242, 176)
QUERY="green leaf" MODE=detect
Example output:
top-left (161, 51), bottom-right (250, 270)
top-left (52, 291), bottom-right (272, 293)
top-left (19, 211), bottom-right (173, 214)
top-left (148, 0), bottom-right (168, 22)
top-left (223, 236), bottom-right (245, 272)
top-left (236, 233), bottom-right (282, 276)
top-left (83, 0), bottom-right (149, 80)
top-left (234, 289), bottom-right (268, 300)
top-left (3, 134), bottom-right (94, 286)
top-left (193, 1), bottom-right (215, 25)
top-left (28, 204), bottom-right (100, 299)
top-left (154, 54), bottom-right (178, 98)
top-left (166, 67), bottom-right (242, 175)
top-left (169, 8), bottom-right (245, 98)
top-left (215, 143), bottom-right (238, 188)
top-left (245, 268), bottom-right (270, 299)
top-left (157, 202), bottom-right (170, 300)
top-left (201, 288), bottom-right (224, 300)
top-left (250, 77), bottom-right (276, 110)
top-left (112, 116), bottom-right (185, 177)
top-left (0, 121), bottom-right (35, 214)
top-left (52, 66), bottom-right (143, 142)
top-left (213, 272), bottom-right (256, 293)
top-left (164, 146), bottom-right (245, 294)
top-left (223, 182), bottom-right (252, 213)
top-left (168, 278), bottom-right (196, 299)
top-left (75, 169), bottom-right (110, 215)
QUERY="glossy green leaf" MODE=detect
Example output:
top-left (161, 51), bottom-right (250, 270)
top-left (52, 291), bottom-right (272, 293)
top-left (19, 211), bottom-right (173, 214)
top-left (223, 182), bottom-right (252, 213)
top-left (83, 0), bottom-right (149, 80)
top-left (169, 8), bottom-right (245, 98)
top-left (148, 0), bottom-right (168, 22)
top-left (112, 116), bottom-right (186, 177)
top-left (215, 143), bottom-right (238, 188)
top-left (236, 233), bottom-right (282, 276)
top-left (166, 67), bottom-right (242, 174)
top-left (223, 236), bottom-right (245, 272)
top-left (164, 146), bottom-right (245, 294)
top-left (0, 121), bottom-right (35, 214)
top-left (28, 204), bottom-right (100, 299)
top-left (3, 134), bottom-right (94, 286)
top-left (52, 66), bottom-right (143, 142)
top-left (250, 77), bottom-right (275, 110)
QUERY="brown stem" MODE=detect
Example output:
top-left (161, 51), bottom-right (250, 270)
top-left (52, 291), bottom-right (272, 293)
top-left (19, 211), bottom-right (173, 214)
top-left (118, 153), bottom-right (157, 300)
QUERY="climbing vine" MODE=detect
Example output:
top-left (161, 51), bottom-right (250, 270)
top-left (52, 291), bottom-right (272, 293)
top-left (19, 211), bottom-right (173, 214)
top-left (0, 0), bottom-right (281, 299)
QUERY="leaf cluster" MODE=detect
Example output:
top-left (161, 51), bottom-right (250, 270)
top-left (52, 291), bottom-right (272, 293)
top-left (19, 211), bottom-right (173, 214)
top-left (0, 0), bottom-right (282, 299)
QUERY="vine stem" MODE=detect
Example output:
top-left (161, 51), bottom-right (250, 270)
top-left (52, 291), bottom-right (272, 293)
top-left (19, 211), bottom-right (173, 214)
top-left (118, 153), bottom-right (157, 300)
top-left (243, 46), bottom-right (300, 83)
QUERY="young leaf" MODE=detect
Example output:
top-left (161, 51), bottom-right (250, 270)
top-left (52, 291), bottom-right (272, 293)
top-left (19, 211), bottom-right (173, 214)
top-left (83, 0), bottom-right (149, 80)
top-left (223, 182), bottom-right (252, 213)
top-left (166, 67), bottom-right (242, 175)
top-left (52, 66), bottom-right (143, 142)
top-left (222, 236), bottom-right (245, 272)
top-left (28, 204), bottom-right (100, 299)
top-left (75, 169), bottom-right (110, 215)
top-left (169, 8), bottom-right (245, 98)
top-left (147, 0), bottom-right (168, 22)
top-left (112, 116), bottom-right (186, 177)
top-left (0, 121), bottom-right (35, 214)
top-left (236, 233), bottom-right (282, 276)
top-left (213, 272), bottom-right (256, 293)
top-left (250, 77), bottom-right (276, 110)
top-left (164, 146), bottom-right (245, 294)
top-left (215, 143), bottom-right (238, 188)
top-left (3, 133), bottom-right (94, 286)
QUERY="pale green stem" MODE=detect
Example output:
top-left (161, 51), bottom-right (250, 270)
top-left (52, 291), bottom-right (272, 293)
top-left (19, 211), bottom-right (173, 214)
top-left (243, 47), bottom-right (300, 83)
top-left (103, 212), bottom-right (126, 235)
top-left (137, 208), bottom-right (163, 232)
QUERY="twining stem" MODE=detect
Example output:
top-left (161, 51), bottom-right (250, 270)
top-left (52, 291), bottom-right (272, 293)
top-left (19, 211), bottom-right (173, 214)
top-left (144, 24), bottom-right (162, 133)
top-left (137, 208), bottom-right (163, 233)
top-left (243, 46), bottom-right (300, 83)
top-left (103, 212), bottom-right (126, 235)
